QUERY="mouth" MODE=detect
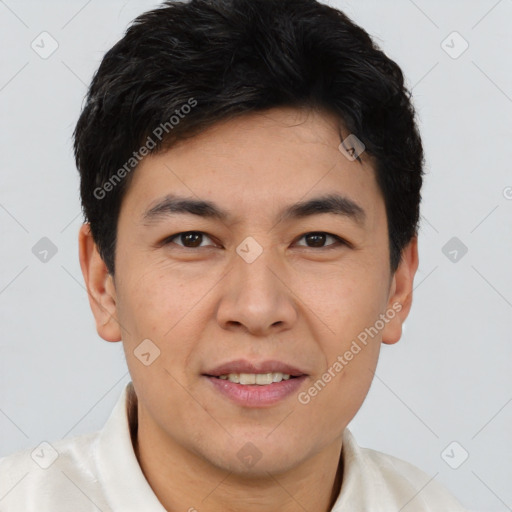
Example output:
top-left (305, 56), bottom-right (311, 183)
top-left (205, 372), bottom-right (300, 385)
top-left (203, 359), bottom-right (307, 381)
top-left (202, 359), bottom-right (308, 407)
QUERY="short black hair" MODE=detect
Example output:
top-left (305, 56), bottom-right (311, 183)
top-left (73, 0), bottom-right (424, 276)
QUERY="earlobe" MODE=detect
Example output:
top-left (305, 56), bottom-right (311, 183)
top-left (78, 223), bottom-right (122, 342)
top-left (381, 236), bottom-right (419, 345)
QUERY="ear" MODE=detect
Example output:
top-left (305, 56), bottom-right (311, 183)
top-left (381, 236), bottom-right (419, 345)
top-left (78, 223), bottom-right (122, 342)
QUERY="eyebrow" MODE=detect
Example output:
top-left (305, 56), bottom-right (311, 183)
top-left (142, 192), bottom-right (366, 227)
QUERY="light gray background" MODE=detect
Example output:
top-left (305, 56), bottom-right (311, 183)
top-left (1, 1), bottom-right (511, 510)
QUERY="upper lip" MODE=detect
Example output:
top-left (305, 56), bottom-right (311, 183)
top-left (204, 359), bottom-right (308, 377)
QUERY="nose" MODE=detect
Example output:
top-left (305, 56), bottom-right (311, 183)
top-left (215, 241), bottom-right (298, 337)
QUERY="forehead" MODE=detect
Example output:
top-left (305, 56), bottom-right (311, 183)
top-left (119, 107), bottom-right (383, 227)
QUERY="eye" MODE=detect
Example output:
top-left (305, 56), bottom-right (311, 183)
top-left (294, 232), bottom-right (346, 249)
top-left (162, 231), bottom-right (347, 250)
top-left (163, 231), bottom-right (216, 248)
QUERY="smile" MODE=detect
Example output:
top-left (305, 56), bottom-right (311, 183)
top-left (214, 372), bottom-right (294, 385)
top-left (204, 374), bottom-right (307, 407)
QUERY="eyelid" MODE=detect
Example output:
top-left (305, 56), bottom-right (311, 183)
top-left (163, 231), bottom-right (218, 248)
top-left (293, 232), bottom-right (347, 249)
top-left (162, 231), bottom-right (349, 249)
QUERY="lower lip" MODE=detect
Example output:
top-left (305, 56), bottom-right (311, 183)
top-left (204, 375), bottom-right (307, 407)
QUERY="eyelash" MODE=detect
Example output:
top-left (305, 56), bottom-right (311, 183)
top-left (162, 231), bottom-right (348, 250)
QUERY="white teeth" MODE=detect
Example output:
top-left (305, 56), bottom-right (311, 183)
top-left (239, 373), bottom-right (256, 385)
top-left (216, 372), bottom-right (292, 385)
top-left (255, 373), bottom-right (273, 385)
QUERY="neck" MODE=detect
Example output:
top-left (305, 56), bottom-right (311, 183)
top-left (128, 394), bottom-right (344, 512)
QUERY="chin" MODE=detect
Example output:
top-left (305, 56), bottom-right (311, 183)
top-left (203, 436), bottom-right (308, 477)
top-left (219, 453), bottom-right (303, 478)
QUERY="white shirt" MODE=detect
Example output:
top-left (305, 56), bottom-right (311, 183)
top-left (0, 382), bottom-right (467, 511)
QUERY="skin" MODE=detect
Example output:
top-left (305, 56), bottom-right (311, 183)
top-left (79, 106), bottom-right (418, 512)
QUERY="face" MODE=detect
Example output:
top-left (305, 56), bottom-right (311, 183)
top-left (80, 106), bottom-right (417, 477)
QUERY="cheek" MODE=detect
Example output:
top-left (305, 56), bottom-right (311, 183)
top-left (118, 261), bottom-right (192, 326)
top-left (300, 265), bottom-right (387, 405)
top-left (116, 268), bottom-right (210, 370)
top-left (316, 336), bottom-right (380, 408)
top-left (302, 265), bottom-right (388, 340)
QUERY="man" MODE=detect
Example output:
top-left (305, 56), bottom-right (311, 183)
top-left (0, 0), bottom-right (467, 510)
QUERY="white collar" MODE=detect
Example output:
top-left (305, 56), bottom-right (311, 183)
top-left (92, 381), bottom-right (450, 511)
top-left (94, 382), bottom-right (167, 511)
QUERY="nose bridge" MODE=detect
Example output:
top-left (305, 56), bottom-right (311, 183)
top-left (235, 238), bottom-right (278, 294)
top-left (233, 236), bottom-right (282, 305)
top-left (216, 236), bottom-right (297, 334)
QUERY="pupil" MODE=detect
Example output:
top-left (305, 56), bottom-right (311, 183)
top-left (180, 232), bottom-right (326, 248)
top-left (307, 232), bottom-right (325, 247)
top-left (183, 232), bottom-right (201, 247)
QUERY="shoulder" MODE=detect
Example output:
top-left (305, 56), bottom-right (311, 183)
top-left (363, 446), bottom-right (467, 510)
top-left (335, 429), bottom-right (468, 511)
top-left (0, 431), bottom-right (110, 511)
